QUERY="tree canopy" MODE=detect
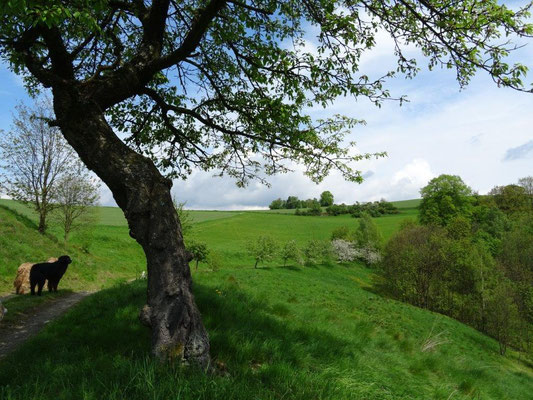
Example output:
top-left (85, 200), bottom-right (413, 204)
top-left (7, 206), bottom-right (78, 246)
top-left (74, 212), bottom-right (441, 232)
top-left (1, 0), bottom-right (532, 188)
top-left (419, 174), bottom-right (473, 226)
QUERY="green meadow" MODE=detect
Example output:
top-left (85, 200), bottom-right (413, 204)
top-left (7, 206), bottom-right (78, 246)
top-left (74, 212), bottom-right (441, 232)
top-left (0, 199), bottom-right (532, 399)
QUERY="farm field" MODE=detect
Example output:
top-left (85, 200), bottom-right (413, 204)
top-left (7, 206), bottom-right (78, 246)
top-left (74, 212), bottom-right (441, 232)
top-left (0, 199), bottom-right (532, 399)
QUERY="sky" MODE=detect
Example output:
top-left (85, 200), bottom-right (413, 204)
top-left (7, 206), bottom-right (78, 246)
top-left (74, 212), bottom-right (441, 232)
top-left (0, 7), bottom-right (532, 210)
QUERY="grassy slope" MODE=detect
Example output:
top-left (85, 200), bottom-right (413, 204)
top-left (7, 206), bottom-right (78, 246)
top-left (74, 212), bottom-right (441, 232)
top-left (0, 205), bottom-right (145, 294)
top-left (1, 199), bottom-right (532, 399)
top-left (0, 199), bottom-right (242, 294)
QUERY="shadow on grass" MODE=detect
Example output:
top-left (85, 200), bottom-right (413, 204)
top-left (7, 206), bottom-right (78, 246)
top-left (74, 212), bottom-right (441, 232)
top-left (0, 280), bottom-right (352, 399)
top-left (0, 204), bottom-right (59, 243)
top-left (0, 204), bottom-right (38, 231)
top-left (279, 265), bottom-right (302, 272)
top-left (2, 290), bottom-right (75, 324)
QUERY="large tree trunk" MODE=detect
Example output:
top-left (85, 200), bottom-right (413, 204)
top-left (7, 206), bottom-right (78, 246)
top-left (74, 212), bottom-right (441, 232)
top-left (52, 90), bottom-right (210, 367)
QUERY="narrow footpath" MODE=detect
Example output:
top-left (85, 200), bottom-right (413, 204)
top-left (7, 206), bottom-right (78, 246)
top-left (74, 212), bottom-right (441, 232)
top-left (0, 292), bottom-right (91, 360)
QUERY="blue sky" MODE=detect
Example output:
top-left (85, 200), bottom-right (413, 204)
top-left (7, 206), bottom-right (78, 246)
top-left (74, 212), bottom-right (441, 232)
top-left (1, 6), bottom-right (532, 210)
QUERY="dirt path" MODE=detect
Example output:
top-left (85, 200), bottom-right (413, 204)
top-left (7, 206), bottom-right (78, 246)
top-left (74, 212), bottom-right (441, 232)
top-left (0, 291), bottom-right (91, 360)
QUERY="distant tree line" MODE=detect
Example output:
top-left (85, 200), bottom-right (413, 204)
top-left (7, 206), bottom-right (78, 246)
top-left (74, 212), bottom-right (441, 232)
top-left (269, 191), bottom-right (399, 217)
top-left (269, 191), bottom-right (334, 210)
top-left (325, 199), bottom-right (399, 217)
top-left (381, 174), bottom-right (533, 356)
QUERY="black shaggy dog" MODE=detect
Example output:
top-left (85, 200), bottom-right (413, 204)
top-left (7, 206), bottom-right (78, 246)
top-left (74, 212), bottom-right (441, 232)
top-left (30, 255), bottom-right (72, 296)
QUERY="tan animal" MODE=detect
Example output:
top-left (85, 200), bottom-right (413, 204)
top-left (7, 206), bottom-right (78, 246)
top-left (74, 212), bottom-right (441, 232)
top-left (13, 258), bottom-right (58, 295)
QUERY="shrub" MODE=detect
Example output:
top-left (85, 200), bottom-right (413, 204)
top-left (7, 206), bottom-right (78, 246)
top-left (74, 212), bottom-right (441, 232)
top-left (331, 239), bottom-right (382, 265)
top-left (207, 250), bottom-right (223, 272)
top-left (331, 226), bottom-right (350, 241)
top-left (307, 199), bottom-right (322, 216)
top-left (332, 239), bottom-right (358, 262)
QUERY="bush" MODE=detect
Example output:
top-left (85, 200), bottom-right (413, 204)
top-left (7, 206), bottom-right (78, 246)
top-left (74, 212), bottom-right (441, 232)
top-left (331, 239), bottom-right (358, 262)
top-left (307, 200), bottom-right (322, 215)
top-left (331, 226), bottom-right (350, 241)
top-left (206, 250), bottom-right (223, 272)
top-left (331, 239), bottom-right (382, 265)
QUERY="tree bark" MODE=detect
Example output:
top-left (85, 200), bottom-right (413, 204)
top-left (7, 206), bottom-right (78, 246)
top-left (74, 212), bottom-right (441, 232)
top-left (52, 89), bottom-right (210, 367)
top-left (38, 211), bottom-right (46, 234)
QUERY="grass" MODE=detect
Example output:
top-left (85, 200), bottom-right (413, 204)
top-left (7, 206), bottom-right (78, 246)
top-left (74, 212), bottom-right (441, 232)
top-left (1, 267), bottom-right (532, 399)
top-left (1, 198), bottom-right (532, 399)
top-left (0, 199), bottom-right (242, 227)
top-left (0, 204), bottom-right (145, 295)
top-left (0, 291), bottom-right (72, 325)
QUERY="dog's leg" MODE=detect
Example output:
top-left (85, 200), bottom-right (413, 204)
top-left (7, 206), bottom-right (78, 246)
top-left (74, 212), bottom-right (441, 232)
top-left (37, 278), bottom-right (44, 296)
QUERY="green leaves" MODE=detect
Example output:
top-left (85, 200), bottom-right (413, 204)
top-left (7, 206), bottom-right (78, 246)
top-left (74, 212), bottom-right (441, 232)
top-left (1, 0), bottom-right (531, 188)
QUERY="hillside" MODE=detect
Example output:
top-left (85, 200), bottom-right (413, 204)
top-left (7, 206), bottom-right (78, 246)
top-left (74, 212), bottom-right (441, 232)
top-left (0, 204), bottom-right (145, 294)
top-left (0, 201), bottom-right (532, 399)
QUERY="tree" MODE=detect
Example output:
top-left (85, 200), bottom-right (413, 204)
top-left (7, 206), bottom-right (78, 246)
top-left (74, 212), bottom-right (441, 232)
top-left (307, 199), bottom-right (322, 215)
top-left (518, 176), bottom-right (533, 197)
top-left (53, 160), bottom-right (100, 242)
top-left (518, 176), bottom-right (533, 210)
top-left (247, 235), bottom-right (279, 268)
top-left (486, 282), bottom-right (521, 356)
top-left (419, 175), bottom-right (473, 226)
top-left (280, 240), bottom-right (302, 267)
top-left (0, 101), bottom-right (75, 233)
top-left (286, 196), bottom-right (302, 210)
top-left (187, 241), bottom-right (209, 271)
top-left (320, 191), bottom-right (334, 207)
top-left (1, 0), bottom-right (531, 366)
top-left (382, 224), bottom-right (448, 308)
top-left (269, 198), bottom-right (286, 210)
top-left (355, 212), bottom-right (383, 250)
top-left (488, 184), bottom-right (530, 215)
top-left (172, 197), bottom-right (194, 237)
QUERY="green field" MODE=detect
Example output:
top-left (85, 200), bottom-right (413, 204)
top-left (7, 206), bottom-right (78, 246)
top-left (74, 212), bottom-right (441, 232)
top-left (0, 199), bottom-right (532, 399)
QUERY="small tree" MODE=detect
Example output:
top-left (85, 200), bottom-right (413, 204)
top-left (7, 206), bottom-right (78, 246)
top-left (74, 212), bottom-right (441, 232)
top-left (247, 236), bottom-right (279, 268)
top-left (187, 241), bottom-right (210, 271)
top-left (0, 101), bottom-right (75, 233)
top-left (304, 239), bottom-right (332, 266)
top-left (355, 212), bottom-right (383, 250)
top-left (53, 161), bottom-right (100, 242)
top-left (280, 240), bottom-right (302, 267)
top-left (172, 197), bottom-right (194, 236)
top-left (486, 283), bottom-right (521, 356)
top-left (320, 191), bottom-right (334, 207)
top-left (307, 199), bottom-right (322, 216)
top-left (419, 175), bottom-right (473, 226)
